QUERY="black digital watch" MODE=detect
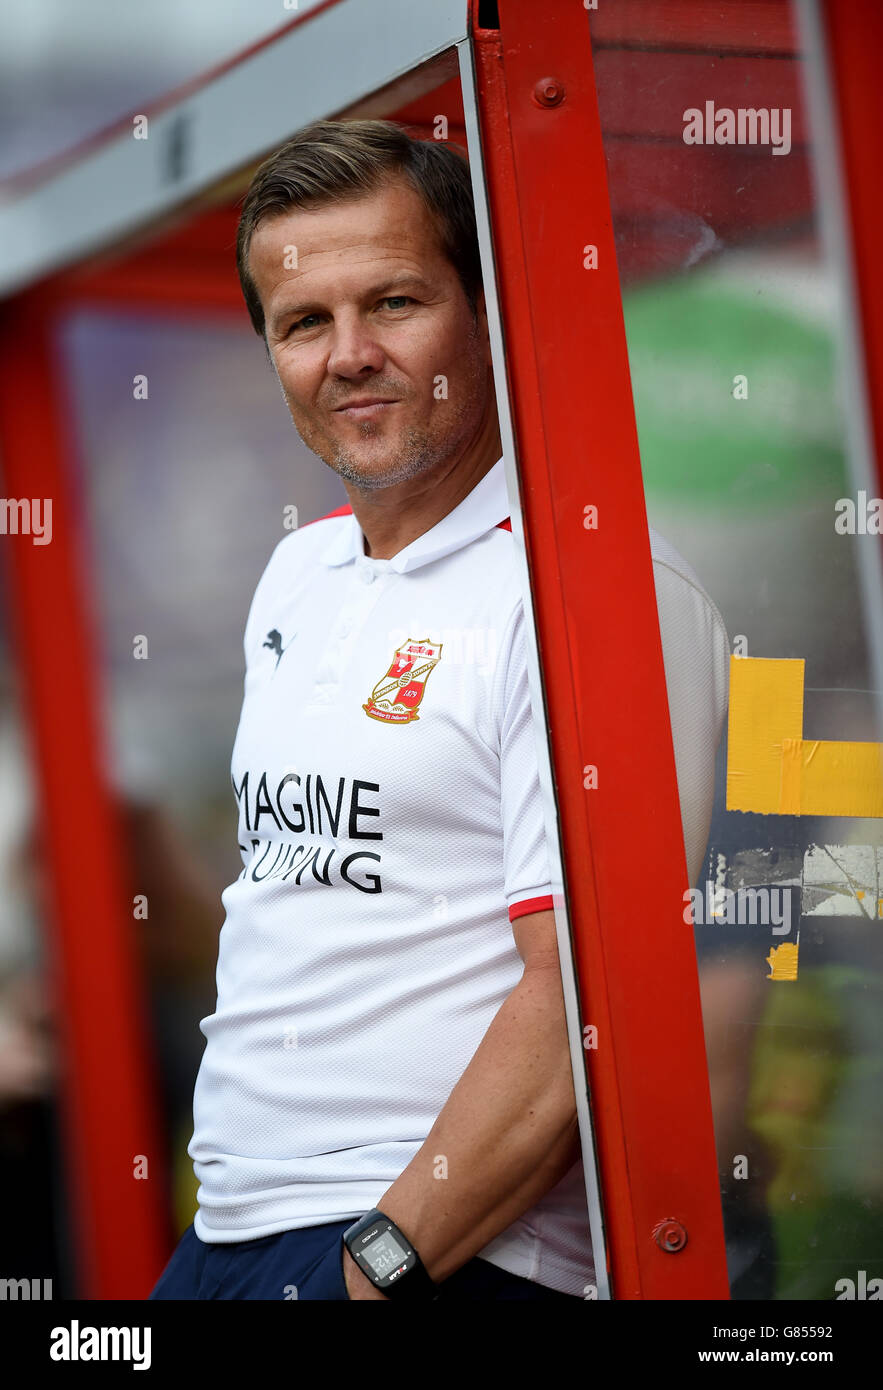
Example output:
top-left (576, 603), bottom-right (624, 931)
top-left (342, 1209), bottom-right (438, 1299)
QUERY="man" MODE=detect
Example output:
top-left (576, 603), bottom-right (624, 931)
top-left (150, 119), bottom-right (728, 1301)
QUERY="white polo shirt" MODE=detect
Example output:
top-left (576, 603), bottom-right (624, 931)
top-left (188, 453), bottom-right (729, 1298)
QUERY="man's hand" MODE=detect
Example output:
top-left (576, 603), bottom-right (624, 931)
top-left (342, 1243), bottom-right (388, 1300)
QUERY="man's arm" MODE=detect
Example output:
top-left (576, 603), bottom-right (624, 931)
top-left (343, 907), bottom-right (583, 1298)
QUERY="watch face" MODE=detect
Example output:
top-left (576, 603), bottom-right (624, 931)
top-left (363, 1229), bottom-right (410, 1281)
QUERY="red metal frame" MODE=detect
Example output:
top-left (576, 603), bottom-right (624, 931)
top-left (820, 0), bottom-right (883, 501)
top-left (0, 199), bottom-right (252, 1299)
top-left (470, 0), bottom-right (729, 1298)
top-left (0, 302), bottom-right (170, 1298)
top-left (590, 0), bottom-right (796, 52)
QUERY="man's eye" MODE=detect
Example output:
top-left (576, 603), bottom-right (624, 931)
top-left (286, 298), bottom-right (411, 335)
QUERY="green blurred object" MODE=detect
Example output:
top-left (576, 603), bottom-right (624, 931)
top-left (746, 967), bottom-right (883, 1299)
top-left (623, 274), bottom-right (847, 508)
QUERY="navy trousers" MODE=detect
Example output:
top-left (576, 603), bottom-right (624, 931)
top-left (148, 1220), bottom-right (580, 1301)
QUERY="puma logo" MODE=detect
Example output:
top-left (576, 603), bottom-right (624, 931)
top-left (263, 628), bottom-right (295, 671)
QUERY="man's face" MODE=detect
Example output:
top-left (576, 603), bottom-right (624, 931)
top-left (248, 176), bottom-right (492, 489)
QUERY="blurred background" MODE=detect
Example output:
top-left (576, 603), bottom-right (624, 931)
top-left (0, 0), bottom-right (880, 1301)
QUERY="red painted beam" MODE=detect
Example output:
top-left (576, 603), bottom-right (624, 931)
top-left (820, 0), bottom-right (883, 499)
top-left (0, 299), bottom-right (169, 1297)
top-left (471, 0), bottom-right (729, 1298)
top-left (589, 0), bottom-right (798, 55)
top-left (594, 50), bottom-right (806, 143)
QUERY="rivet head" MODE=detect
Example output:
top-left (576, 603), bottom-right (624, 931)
top-left (654, 1219), bottom-right (688, 1252)
top-left (533, 77), bottom-right (565, 108)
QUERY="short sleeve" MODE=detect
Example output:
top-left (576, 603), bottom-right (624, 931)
top-left (496, 600), bottom-right (555, 923)
top-left (652, 556), bottom-right (730, 887)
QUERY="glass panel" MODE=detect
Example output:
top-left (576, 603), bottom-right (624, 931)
top-left (593, 0), bottom-right (883, 1299)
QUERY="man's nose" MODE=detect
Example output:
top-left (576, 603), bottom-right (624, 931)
top-left (326, 312), bottom-right (386, 378)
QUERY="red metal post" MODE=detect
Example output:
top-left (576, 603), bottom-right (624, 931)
top-left (470, 0), bottom-right (729, 1297)
top-left (0, 298), bottom-right (169, 1297)
top-left (819, 0), bottom-right (883, 497)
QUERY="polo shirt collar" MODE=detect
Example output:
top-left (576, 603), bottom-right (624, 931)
top-left (319, 454), bottom-right (510, 574)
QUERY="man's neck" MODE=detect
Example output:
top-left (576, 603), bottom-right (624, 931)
top-left (350, 412), bottom-right (503, 562)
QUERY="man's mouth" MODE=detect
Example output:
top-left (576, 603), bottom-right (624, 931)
top-left (334, 399), bottom-right (399, 421)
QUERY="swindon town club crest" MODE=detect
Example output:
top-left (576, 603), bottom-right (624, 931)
top-left (362, 638), bottom-right (443, 724)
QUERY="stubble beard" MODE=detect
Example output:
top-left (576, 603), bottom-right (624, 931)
top-left (321, 416), bottom-right (451, 491)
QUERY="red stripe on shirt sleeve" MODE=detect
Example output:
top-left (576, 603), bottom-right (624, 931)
top-left (508, 893), bottom-right (554, 922)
